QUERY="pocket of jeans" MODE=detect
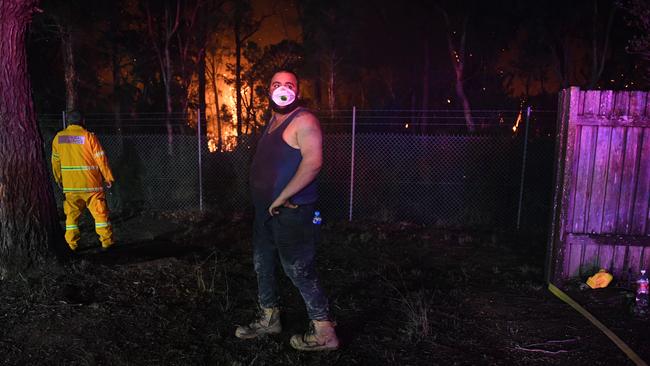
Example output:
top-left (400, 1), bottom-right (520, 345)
top-left (277, 206), bottom-right (308, 226)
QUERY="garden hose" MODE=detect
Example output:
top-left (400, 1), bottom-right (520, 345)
top-left (548, 283), bottom-right (647, 366)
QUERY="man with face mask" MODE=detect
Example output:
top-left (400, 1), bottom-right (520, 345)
top-left (235, 70), bottom-right (339, 351)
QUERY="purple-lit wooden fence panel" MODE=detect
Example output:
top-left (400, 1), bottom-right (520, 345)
top-left (548, 87), bottom-right (650, 284)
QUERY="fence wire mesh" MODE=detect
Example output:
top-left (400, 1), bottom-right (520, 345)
top-left (38, 109), bottom-right (556, 229)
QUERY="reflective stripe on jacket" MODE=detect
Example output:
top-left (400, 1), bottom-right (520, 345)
top-left (51, 125), bottom-right (114, 191)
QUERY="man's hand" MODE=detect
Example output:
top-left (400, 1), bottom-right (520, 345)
top-left (268, 197), bottom-right (285, 216)
top-left (105, 181), bottom-right (112, 189)
top-left (268, 198), bottom-right (298, 216)
top-left (268, 199), bottom-right (282, 216)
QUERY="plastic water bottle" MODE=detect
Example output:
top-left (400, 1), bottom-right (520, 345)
top-left (312, 211), bottom-right (322, 225)
top-left (636, 269), bottom-right (649, 310)
top-left (312, 211), bottom-right (322, 243)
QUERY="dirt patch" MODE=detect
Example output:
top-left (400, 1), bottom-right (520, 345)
top-left (0, 213), bottom-right (647, 365)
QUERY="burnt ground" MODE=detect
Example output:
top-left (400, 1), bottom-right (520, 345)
top-left (0, 211), bottom-right (648, 366)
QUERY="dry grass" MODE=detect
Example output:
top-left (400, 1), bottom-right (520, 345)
top-left (0, 218), bottom-right (644, 365)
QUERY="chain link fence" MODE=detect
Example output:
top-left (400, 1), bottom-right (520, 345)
top-left (39, 109), bottom-right (556, 229)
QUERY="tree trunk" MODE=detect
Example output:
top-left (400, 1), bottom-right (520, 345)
top-left (146, 1), bottom-right (178, 155)
top-left (549, 36), bottom-right (571, 89)
top-left (410, 89), bottom-right (417, 134)
top-left (454, 72), bottom-right (474, 132)
top-left (421, 40), bottom-right (429, 134)
top-left (196, 3), bottom-right (207, 140)
top-left (175, 0), bottom-right (200, 135)
top-left (327, 52), bottom-right (336, 119)
top-left (242, 78), bottom-right (250, 135)
top-left (164, 33), bottom-right (173, 155)
top-left (0, 0), bottom-right (64, 278)
top-left (563, 37), bottom-right (570, 88)
top-left (208, 58), bottom-right (222, 151)
top-left (61, 27), bottom-right (77, 111)
top-left (234, 11), bottom-right (243, 142)
top-left (198, 50), bottom-right (206, 125)
top-left (110, 1), bottom-right (122, 137)
top-left (110, 44), bottom-right (122, 134)
top-left (587, 3), bottom-right (615, 89)
top-left (247, 76), bottom-right (255, 136)
top-left (232, 1), bottom-right (266, 142)
top-left (313, 66), bottom-right (321, 108)
top-left (440, 10), bottom-right (475, 132)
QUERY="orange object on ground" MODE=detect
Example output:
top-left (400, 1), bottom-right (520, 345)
top-left (586, 269), bottom-right (613, 289)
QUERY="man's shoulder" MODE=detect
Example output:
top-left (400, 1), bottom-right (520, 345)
top-left (293, 108), bottom-right (320, 126)
top-left (58, 125), bottom-right (91, 134)
top-left (53, 127), bottom-right (94, 145)
top-left (295, 107), bottom-right (316, 118)
top-left (52, 129), bottom-right (70, 140)
top-left (76, 127), bottom-right (95, 139)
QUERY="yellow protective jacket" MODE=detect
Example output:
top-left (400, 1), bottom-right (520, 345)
top-left (51, 125), bottom-right (114, 193)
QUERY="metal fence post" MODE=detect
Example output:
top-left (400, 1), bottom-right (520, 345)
top-left (197, 110), bottom-right (204, 212)
top-left (516, 106), bottom-right (531, 230)
top-left (349, 106), bottom-right (356, 222)
top-left (62, 110), bottom-right (66, 129)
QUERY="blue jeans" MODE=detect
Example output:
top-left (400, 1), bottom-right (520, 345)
top-left (252, 204), bottom-right (331, 321)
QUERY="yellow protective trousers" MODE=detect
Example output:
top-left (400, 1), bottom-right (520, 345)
top-left (64, 191), bottom-right (113, 250)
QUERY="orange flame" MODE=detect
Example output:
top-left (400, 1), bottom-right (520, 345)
top-left (202, 84), bottom-right (240, 153)
top-left (512, 110), bottom-right (522, 133)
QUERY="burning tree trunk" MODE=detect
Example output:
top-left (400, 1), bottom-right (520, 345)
top-left (234, 7), bottom-right (243, 141)
top-left (248, 87), bottom-right (256, 135)
top-left (248, 78), bottom-right (256, 135)
top-left (198, 47), bottom-right (206, 135)
top-left (207, 56), bottom-right (222, 151)
top-left (0, 0), bottom-right (64, 278)
top-left (439, 8), bottom-right (475, 132)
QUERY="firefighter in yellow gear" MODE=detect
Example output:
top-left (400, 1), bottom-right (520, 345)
top-left (51, 111), bottom-right (115, 251)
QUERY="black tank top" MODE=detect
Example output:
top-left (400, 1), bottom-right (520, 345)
top-left (249, 108), bottom-right (318, 210)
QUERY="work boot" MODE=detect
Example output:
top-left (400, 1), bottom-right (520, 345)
top-left (235, 307), bottom-right (281, 339)
top-left (101, 240), bottom-right (114, 252)
top-left (290, 320), bottom-right (340, 351)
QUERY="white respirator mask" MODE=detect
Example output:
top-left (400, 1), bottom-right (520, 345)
top-left (271, 86), bottom-right (296, 106)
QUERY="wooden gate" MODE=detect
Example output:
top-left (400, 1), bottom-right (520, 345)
top-left (547, 87), bottom-right (650, 284)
